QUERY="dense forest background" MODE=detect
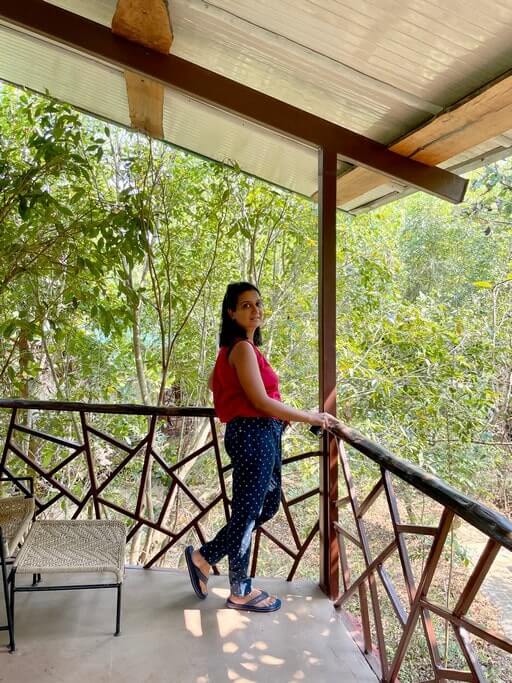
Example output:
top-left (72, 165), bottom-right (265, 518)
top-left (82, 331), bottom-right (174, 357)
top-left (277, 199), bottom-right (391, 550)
top-left (1, 82), bottom-right (511, 678)
top-left (1, 83), bottom-right (510, 514)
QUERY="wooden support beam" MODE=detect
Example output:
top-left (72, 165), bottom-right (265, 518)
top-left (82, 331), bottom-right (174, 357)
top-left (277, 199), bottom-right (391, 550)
top-left (112, 0), bottom-right (173, 54)
top-left (123, 71), bottom-right (165, 138)
top-left (0, 0), bottom-right (467, 205)
top-left (112, 0), bottom-right (172, 138)
top-left (318, 147), bottom-right (339, 599)
top-left (337, 71), bottom-right (512, 209)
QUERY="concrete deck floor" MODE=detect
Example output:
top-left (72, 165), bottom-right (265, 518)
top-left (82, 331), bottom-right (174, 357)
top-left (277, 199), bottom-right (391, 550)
top-left (1, 567), bottom-right (376, 683)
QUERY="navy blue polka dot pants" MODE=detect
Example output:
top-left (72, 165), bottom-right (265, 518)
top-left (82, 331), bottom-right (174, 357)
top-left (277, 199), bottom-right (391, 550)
top-left (199, 417), bottom-right (283, 596)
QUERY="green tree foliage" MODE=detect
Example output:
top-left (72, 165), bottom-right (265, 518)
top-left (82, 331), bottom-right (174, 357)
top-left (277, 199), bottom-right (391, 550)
top-left (0, 82), bottom-right (511, 519)
top-left (336, 173), bottom-right (511, 508)
top-left (2, 84), bottom-right (511, 681)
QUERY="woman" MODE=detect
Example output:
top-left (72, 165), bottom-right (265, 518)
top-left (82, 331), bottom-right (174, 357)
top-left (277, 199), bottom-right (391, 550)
top-left (185, 281), bottom-right (336, 613)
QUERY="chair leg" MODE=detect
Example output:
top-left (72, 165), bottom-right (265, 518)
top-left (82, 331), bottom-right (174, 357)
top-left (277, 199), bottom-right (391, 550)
top-left (114, 583), bottom-right (122, 636)
top-left (1, 533), bottom-right (15, 652)
top-left (9, 567), bottom-right (16, 652)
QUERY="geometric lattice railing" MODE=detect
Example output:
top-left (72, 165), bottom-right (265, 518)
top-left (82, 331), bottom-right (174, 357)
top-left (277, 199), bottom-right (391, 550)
top-left (0, 399), bottom-right (322, 579)
top-left (331, 422), bottom-right (512, 683)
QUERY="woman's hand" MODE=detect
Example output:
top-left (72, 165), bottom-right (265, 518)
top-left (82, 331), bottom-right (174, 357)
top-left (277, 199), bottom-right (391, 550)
top-left (309, 412), bottom-right (338, 431)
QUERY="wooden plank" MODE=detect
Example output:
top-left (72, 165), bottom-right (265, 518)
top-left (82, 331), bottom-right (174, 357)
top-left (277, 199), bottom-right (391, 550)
top-left (112, 1), bottom-right (170, 137)
top-left (288, 487), bottom-right (319, 506)
top-left (333, 522), bottom-right (362, 549)
top-left (388, 509), bottom-right (454, 681)
top-left (112, 0), bottom-right (172, 54)
top-left (358, 582), bottom-right (373, 655)
top-left (0, 0), bottom-right (467, 204)
top-left (453, 626), bottom-right (487, 683)
top-left (396, 524), bottom-right (438, 536)
top-left (0, 409), bottom-right (16, 471)
top-left (422, 600), bottom-right (512, 655)
top-left (336, 495), bottom-right (351, 508)
top-left (337, 528), bottom-right (351, 592)
top-left (393, 73), bottom-right (512, 164)
top-left (134, 414), bottom-right (157, 519)
top-left (13, 423), bottom-right (81, 449)
top-left (383, 468), bottom-right (443, 669)
top-left (79, 412), bottom-right (100, 518)
top-left (287, 521), bottom-right (320, 581)
top-left (210, 416), bottom-right (230, 522)
top-left (124, 71), bottom-right (164, 138)
top-left (318, 147), bottom-right (337, 418)
top-left (378, 565), bottom-right (408, 626)
top-left (0, 398), bottom-right (214, 417)
top-left (453, 539), bottom-right (500, 617)
top-left (280, 491), bottom-right (302, 549)
top-left (337, 167), bottom-right (392, 207)
top-left (333, 540), bottom-right (397, 608)
top-left (337, 71), bottom-right (512, 208)
top-left (382, 470), bottom-right (416, 602)
top-left (8, 442), bottom-right (81, 506)
top-left (435, 668), bottom-right (473, 682)
top-left (357, 477), bottom-right (383, 518)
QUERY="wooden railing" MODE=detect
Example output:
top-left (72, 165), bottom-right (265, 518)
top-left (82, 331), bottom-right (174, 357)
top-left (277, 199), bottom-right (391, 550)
top-left (4, 399), bottom-right (509, 679)
top-left (0, 399), bottom-right (322, 578)
top-left (331, 422), bottom-right (512, 683)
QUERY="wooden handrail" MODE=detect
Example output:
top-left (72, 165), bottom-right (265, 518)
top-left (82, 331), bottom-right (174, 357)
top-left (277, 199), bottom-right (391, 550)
top-left (0, 398), bottom-right (214, 418)
top-left (330, 422), bottom-right (512, 552)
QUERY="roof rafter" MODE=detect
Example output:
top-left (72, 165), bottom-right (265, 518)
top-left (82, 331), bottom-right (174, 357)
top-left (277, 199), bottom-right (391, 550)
top-left (338, 71), bottom-right (512, 209)
top-left (0, 0), bottom-right (468, 204)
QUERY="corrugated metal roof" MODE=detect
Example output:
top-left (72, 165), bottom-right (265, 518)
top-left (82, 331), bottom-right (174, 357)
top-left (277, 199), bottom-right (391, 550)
top-left (0, 19), bottom-right (318, 196)
top-left (2, 0), bottom-right (512, 208)
top-left (0, 24), bottom-right (131, 126)
top-left (163, 92), bottom-right (318, 194)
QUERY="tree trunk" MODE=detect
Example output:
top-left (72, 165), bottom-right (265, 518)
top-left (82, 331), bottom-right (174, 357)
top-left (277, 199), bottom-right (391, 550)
top-left (129, 295), bottom-right (152, 565)
top-left (155, 418), bottom-right (212, 565)
top-left (18, 332), bottom-right (36, 462)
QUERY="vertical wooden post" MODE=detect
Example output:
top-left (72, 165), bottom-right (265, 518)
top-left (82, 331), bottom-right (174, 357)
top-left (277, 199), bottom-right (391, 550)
top-left (318, 147), bottom-right (339, 598)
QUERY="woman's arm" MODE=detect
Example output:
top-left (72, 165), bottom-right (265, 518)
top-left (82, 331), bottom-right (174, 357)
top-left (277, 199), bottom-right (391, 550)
top-left (207, 369), bottom-right (214, 391)
top-left (230, 341), bottom-right (335, 428)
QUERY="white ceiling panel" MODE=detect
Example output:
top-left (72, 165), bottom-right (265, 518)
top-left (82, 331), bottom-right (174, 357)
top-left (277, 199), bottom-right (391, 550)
top-left (163, 92), bottom-right (318, 195)
top-left (45, 0), bottom-right (512, 142)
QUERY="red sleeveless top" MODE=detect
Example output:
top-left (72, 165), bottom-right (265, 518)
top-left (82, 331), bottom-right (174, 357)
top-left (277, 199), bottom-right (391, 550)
top-left (212, 340), bottom-right (282, 423)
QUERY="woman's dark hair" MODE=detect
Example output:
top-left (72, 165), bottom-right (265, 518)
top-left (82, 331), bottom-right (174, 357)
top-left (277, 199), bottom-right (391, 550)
top-left (219, 282), bottom-right (262, 347)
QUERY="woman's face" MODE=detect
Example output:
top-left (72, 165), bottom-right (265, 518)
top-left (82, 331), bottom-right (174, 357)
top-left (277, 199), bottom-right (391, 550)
top-left (229, 289), bottom-right (264, 332)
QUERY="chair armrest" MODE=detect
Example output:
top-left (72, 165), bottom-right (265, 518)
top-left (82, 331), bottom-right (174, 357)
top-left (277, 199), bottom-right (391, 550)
top-left (0, 497), bottom-right (35, 557)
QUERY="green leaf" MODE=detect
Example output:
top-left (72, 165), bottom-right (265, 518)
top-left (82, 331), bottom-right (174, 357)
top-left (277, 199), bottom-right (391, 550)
top-left (71, 188), bottom-right (86, 204)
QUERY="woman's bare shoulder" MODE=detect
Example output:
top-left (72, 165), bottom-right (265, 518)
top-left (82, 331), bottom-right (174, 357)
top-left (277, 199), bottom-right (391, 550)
top-left (230, 339), bottom-right (257, 365)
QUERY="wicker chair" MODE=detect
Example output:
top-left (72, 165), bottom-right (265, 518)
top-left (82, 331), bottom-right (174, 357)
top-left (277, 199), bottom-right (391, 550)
top-left (10, 519), bottom-right (126, 650)
top-left (0, 483), bottom-right (35, 652)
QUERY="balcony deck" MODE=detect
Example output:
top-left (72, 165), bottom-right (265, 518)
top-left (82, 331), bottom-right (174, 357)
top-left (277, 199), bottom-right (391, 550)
top-left (1, 567), bottom-right (376, 683)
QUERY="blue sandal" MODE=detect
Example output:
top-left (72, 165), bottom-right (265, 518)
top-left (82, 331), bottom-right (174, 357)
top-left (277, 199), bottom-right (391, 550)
top-left (185, 546), bottom-right (208, 599)
top-left (226, 590), bottom-right (281, 613)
